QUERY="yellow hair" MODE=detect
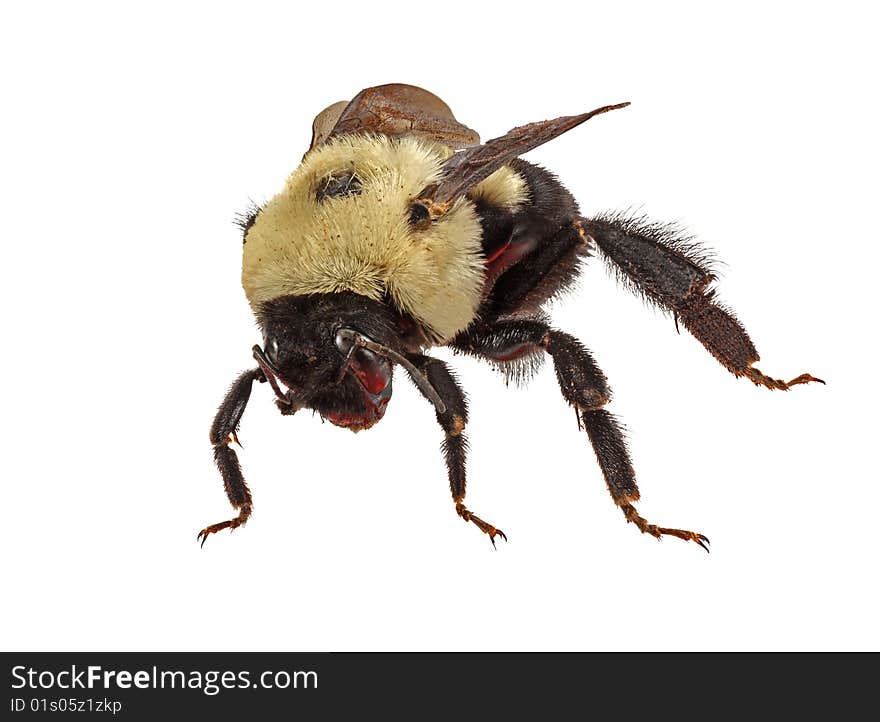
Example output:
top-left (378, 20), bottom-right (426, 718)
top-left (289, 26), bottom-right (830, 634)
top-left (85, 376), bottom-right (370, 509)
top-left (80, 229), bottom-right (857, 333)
top-left (242, 135), bottom-right (527, 342)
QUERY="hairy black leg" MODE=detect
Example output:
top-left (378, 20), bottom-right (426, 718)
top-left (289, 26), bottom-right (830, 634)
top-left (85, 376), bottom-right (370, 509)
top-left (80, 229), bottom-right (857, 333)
top-left (454, 321), bottom-right (709, 550)
top-left (583, 213), bottom-right (823, 390)
top-left (405, 355), bottom-right (506, 547)
top-left (197, 368), bottom-right (261, 547)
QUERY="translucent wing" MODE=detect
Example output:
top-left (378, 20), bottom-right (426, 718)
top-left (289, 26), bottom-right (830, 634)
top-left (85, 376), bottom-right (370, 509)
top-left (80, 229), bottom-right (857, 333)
top-left (423, 103), bottom-right (630, 207)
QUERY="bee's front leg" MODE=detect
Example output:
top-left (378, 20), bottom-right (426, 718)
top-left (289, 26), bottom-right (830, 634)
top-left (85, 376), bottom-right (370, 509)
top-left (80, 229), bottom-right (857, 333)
top-left (198, 368), bottom-right (261, 547)
top-left (405, 354), bottom-right (507, 548)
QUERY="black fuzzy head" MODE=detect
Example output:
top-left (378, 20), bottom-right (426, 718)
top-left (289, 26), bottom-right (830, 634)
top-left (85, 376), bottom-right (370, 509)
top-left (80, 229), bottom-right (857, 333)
top-left (255, 292), bottom-right (416, 431)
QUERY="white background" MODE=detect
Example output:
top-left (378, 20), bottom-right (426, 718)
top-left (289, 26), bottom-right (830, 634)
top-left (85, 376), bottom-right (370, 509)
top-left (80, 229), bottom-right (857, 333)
top-left (1, 1), bottom-right (876, 651)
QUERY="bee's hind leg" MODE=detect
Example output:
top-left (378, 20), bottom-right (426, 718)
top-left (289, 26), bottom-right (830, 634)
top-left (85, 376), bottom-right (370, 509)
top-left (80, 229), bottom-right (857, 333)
top-left (582, 213), bottom-right (823, 390)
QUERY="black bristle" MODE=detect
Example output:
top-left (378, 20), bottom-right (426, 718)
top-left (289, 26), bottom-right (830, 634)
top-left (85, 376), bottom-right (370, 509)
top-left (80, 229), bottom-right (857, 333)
top-left (233, 200), bottom-right (263, 242)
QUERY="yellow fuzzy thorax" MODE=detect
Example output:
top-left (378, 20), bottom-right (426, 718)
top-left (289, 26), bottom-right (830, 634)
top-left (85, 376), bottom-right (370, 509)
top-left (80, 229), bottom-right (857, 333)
top-left (242, 135), bottom-right (527, 342)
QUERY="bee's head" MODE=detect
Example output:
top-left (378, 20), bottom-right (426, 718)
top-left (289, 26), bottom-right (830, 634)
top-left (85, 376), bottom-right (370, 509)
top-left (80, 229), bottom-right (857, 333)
top-left (255, 292), bottom-right (425, 431)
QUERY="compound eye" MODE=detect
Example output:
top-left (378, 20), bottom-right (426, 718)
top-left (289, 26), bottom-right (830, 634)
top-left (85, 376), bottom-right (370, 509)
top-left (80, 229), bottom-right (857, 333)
top-left (334, 329), bottom-right (354, 356)
top-left (265, 335), bottom-right (281, 365)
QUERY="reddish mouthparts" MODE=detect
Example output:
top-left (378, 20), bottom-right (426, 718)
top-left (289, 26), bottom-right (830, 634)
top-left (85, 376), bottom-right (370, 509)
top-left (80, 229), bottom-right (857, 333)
top-left (349, 346), bottom-right (393, 395)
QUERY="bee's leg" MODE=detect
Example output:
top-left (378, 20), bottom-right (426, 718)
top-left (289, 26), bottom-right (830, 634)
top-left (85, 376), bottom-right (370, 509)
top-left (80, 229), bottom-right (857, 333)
top-left (405, 355), bottom-right (507, 547)
top-left (582, 214), bottom-right (823, 390)
top-left (197, 368), bottom-right (261, 547)
top-left (453, 321), bottom-right (708, 550)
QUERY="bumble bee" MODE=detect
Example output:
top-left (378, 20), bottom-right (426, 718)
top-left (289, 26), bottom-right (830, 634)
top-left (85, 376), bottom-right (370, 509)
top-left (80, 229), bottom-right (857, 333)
top-left (199, 84), bottom-right (822, 549)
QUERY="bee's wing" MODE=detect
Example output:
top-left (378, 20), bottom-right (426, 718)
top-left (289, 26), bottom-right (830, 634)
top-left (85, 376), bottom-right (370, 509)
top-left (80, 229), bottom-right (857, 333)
top-left (424, 103), bottom-right (630, 206)
top-left (310, 83), bottom-right (480, 151)
top-left (310, 100), bottom-right (351, 149)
